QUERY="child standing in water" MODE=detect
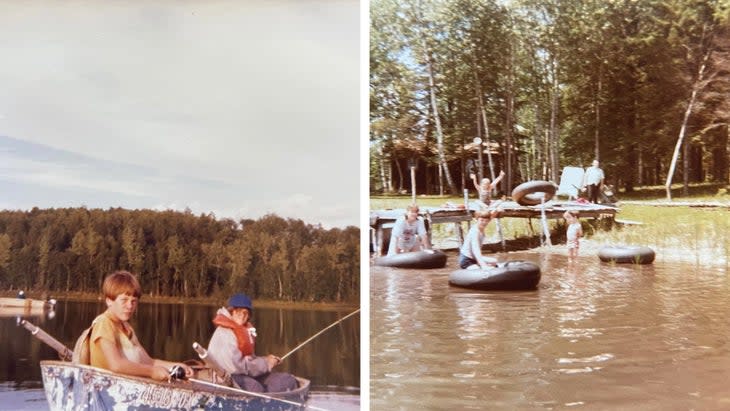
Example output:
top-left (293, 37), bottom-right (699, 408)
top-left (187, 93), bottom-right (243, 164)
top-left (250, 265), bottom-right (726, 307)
top-left (564, 210), bottom-right (582, 259)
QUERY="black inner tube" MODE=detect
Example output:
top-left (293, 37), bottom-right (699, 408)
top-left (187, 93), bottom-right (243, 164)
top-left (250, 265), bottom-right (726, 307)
top-left (511, 181), bottom-right (557, 206)
top-left (598, 245), bottom-right (655, 264)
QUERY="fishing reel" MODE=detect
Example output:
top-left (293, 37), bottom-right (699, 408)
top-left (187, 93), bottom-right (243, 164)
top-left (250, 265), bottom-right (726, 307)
top-left (169, 365), bottom-right (187, 381)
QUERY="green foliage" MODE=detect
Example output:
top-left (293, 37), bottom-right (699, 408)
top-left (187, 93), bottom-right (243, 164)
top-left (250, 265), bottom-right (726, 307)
top-left (0, 208), bottom-right (359, 303)
top-left (370, 0), bottom-right (730, 194)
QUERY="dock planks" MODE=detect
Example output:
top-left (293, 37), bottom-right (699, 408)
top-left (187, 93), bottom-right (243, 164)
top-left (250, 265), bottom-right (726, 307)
top-left (370, 201), bottom-right (618, 256)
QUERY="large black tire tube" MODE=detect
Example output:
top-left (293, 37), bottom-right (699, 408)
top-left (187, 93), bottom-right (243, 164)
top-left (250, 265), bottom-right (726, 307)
top-left (598, 245), bottom-right (655, 264)
top-left (449, 260), bottom-right (541, 290)
top-left (511, 180), bottom-right (557, 206)
top-left (374, 250), bottom-right (448, 269)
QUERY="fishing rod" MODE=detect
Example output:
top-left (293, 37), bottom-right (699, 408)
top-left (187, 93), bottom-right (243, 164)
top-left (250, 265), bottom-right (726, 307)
top-left (189, 377), bottom-right (329, 411)
top-left (279, 308), bottom-right (360, 361)
top-left (192, 342), bottom-right (329, 411)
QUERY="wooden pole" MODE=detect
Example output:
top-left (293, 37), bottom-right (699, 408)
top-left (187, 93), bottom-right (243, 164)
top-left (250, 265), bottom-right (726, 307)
top-left (540, 196), bottom-right (552, 246)
top-left (410, 166), bottom-right (417, 204)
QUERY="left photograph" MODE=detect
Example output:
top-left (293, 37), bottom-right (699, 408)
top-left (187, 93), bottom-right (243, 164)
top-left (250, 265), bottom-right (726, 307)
top-left (0, 2), bottom-right (360, 411)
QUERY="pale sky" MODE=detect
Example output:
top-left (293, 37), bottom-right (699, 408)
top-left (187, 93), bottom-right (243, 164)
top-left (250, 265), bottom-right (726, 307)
top-left (0, 1), bottom-right (360, 228)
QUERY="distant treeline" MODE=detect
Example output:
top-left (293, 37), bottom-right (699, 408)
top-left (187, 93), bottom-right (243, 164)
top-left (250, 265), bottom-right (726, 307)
top-left (0, 207), bottom-right (359, 303)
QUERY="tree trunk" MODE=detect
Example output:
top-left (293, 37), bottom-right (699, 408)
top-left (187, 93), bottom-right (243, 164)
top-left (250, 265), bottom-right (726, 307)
top-left (422, 42), bottom-right (457, 195)
top-left (666, 47), bottom-right (711, 200)
top-left (710, 124), bottom-right (728, 182)
top-left (480, 102), bottom-right (497, 187)
top-left (378, 144), bottom-right (389, 193)
top-left (471, 58), bottom-right (497, 187)
top-left (505, 42), bottom-right (517, 188)
top-left (594, 64), bottom-right (602, 161)
top-left (549, 58), bottom-right (560, 183)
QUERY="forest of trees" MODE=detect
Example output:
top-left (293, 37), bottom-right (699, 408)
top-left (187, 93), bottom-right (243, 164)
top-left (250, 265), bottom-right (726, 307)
top-left (370, 0), bottom-right (730, 199)
top-left (0, 207), bottom-right (359, 303)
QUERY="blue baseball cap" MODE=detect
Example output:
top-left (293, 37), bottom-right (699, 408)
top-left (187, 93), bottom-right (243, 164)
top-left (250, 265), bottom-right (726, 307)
top-left (228, 293), bottom-right (253, 312)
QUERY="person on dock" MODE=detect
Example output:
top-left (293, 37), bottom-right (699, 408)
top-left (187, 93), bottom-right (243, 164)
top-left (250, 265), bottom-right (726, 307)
top-left (207, 293), bottom-right (297, 393)
top-left (470, 170), bottom-right (505, 208)
top-left (87, 270), bottom-right (194, 381)
top-left (388, 204), bottom-right (431, 255)
top-left (458, 209), bottom-right (501, 269)
top-left (564, 210), bottom-right (583, 259)
top-left (581, 160), bottom-right (605, 204)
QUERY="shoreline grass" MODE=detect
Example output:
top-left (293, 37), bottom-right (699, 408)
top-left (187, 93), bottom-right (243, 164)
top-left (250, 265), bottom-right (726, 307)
top-left (371, 186), bottom-right (730, 268)
top-left (0, 290), bottom-right (359, 311)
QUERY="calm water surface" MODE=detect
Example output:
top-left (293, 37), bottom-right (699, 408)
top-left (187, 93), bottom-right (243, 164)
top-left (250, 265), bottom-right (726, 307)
top-left (371, 251), bottom-right (730, 410)
top-left (0, 301), bottom-right (359, 411)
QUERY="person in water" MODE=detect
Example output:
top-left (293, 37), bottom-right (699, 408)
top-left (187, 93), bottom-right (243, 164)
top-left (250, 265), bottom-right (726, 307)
top-left (458, 209), bottom-right (501, 269)
top-left (388, 203), bottom-right (431, 256)
top-left (89, 270), bottom-right (193, 381)
top-left (564, 210), bottom-right (583, 259)
top-left (470, 170), bottom-right (505, 208)
top-left (207, 293), bottom-right (297, 393)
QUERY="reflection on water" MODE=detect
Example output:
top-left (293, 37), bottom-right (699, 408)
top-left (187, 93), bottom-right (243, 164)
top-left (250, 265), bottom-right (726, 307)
top-left (1, 300), bottom-right (359, 409)
top-left (371, 251), bottom-right (730, 410)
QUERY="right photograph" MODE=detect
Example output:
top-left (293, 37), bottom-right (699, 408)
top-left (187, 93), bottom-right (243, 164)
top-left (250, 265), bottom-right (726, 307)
top-left (369, 1), bottom-right (730, 410)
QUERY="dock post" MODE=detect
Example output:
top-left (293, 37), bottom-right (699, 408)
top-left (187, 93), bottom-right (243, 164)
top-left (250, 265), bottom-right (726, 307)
top-left (495, 218), bottom-right (505, 250)
top-left (410, 164), bottom-right (417, 204)
top-left (540, 197), bottom-right (552, 246)
top-left (425, 210), bottom-right (433, 248)
top-left (376, 224), bottom-right (385, 256)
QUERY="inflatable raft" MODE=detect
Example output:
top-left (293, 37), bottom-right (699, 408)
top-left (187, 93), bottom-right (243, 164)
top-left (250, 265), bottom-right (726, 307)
top-left (373, 249), bottom-right (448, 269)
top-left (449, 260), bottom-right (541, 290)
top-left (598, 245), bottom-right (655, 264)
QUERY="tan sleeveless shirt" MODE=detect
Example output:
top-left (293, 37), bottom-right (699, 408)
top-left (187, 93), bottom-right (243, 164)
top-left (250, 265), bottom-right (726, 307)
top-left (89, 311), bottom-right (145, 370)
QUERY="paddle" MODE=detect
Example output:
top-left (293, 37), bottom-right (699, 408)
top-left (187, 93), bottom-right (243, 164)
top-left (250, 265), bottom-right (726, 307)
top-left (191, 341), bottom-right (234, 385)
top-left (19, 319), bottom-right (72, 361)
top-left (21, 320), bottom-right (186, 381)
top-left (279, 308), bottom-right (360, 361)
top-left (20, 321), bottom-right (323, 410)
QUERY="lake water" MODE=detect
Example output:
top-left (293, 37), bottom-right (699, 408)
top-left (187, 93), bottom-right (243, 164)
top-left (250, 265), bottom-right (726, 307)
top-left (370, 250), bottom-right (730, 410)
top-left (0, 300), bottom-right (360, 411)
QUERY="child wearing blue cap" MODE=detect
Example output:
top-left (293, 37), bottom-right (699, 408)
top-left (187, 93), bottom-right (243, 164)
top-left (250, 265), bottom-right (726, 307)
top-left (207, 293), bottom-right (297, 392)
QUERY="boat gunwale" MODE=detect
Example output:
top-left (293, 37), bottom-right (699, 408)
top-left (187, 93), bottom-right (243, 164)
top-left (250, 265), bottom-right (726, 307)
top-left (40, 359), bottom-right (311, 400)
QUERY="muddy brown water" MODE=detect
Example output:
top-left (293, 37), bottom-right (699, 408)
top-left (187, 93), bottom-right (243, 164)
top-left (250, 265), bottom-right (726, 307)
top-left (370, 250), bottom-right (730, 410)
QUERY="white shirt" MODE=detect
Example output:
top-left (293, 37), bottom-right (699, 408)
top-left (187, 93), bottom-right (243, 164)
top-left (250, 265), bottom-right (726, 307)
top-left (584, 166), bottom-right (604, 186)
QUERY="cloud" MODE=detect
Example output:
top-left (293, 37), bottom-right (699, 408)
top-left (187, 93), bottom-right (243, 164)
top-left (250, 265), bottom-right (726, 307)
top-left (0, 1), bottom-right (359, 228)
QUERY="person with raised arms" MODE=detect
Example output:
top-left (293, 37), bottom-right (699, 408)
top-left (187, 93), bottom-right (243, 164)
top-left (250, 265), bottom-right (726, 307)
top-left (470, 170), bottom-right (505, 208)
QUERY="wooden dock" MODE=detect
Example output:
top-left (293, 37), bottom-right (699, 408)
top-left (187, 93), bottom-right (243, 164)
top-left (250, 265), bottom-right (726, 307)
top-left (370, 200), bottom-right (618, 256)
